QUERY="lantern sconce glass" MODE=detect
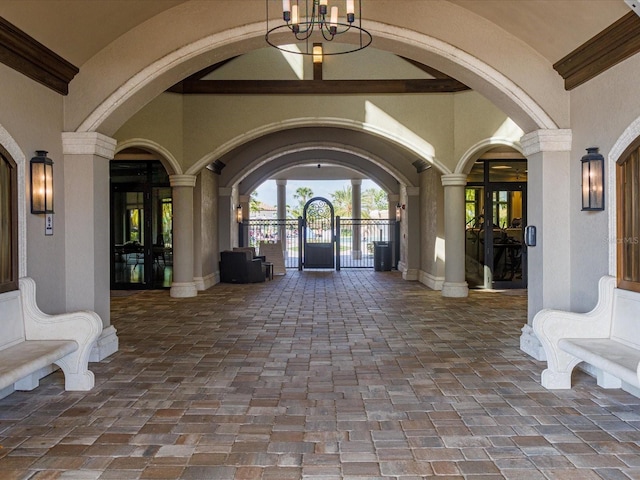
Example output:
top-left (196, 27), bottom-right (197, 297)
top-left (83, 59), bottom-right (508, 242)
top-left (236, 204), bottom-right (243, 224)
top-left (581, 147), bottom-right (604, 211)
top-left (395, 203), bottom-right (402, 222)
top-left (30, 150), bottom-right (54, 214)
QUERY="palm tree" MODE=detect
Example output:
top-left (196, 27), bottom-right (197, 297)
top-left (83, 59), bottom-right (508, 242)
top-left (362, 187), bottom-right (387, 218)
top-left (293, 187), bottom-right (314, 205)
top-left (289, 187), bottom-right (314, 219)
top-left (330, 185), bottom-right (352, 218)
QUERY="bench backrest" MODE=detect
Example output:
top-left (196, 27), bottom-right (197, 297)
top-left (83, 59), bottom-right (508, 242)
top-left (0, 290), bottom-right (26, 350)
top-left (611, 287), bottom-right (640, 349)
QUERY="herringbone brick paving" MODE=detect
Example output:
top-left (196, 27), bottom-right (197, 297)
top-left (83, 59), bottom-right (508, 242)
top-left (1, 270), bottom-right (640, 479)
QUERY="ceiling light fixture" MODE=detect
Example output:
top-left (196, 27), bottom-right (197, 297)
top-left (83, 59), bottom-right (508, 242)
top-left (266, 0), bottom-right (372, 56)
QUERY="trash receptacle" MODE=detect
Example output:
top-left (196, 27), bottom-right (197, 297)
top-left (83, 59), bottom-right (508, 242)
top-left (373, 241), bottom-right (392, 271)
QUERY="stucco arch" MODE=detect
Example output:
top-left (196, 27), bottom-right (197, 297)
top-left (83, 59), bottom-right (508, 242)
top-left (70, 18), bottom-right (561, 139)
top-left (455, 138), bottom-right (525, 175)
top-left (234, 145), bottom-right (403, 195)
top-left (0, 123), bottom-right (27, 278)
top-left (185, 117), bottom-right (444, 177)
top-left (115, 138), bottom-right (182, 175)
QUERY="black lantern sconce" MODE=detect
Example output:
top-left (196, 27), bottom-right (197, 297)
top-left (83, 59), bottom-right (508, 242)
top-left (236, 204), bottom-right (243, 224)
top-left (30, 150), bottom-right (54, 214)
top-left (581, 147), bottom-right (604, 211)
top-left (395, 203), bottom-right (402, 222)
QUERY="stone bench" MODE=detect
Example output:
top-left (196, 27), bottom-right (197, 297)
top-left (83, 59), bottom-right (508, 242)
top-left (533, 275), bottom-right (640, 391)
top-left (0, 277), bottom-right (102, 394)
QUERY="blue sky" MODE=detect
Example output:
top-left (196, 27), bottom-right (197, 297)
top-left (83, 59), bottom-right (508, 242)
top-left (254, 179), bottom-right (381, 208)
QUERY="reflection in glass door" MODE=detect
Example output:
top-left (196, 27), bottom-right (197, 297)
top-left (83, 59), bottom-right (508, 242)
top-left (485, 186), bottom-right (526, 289)
top-left (465, 159), bottom-right (527, 289)
top-left (110, 161), bottom-right (172, 289)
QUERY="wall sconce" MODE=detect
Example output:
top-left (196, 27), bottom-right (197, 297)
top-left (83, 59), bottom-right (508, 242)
top-left (395, 203), bottom-right (402, 222)
top-left (581, 147), bottom-right (604, 211)
top-left (236, 204), bottom-right (243, 223)
top-left (30, 150), bottom-right (54, 214)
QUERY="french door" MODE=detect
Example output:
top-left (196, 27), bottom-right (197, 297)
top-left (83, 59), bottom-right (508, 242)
top-left (110, 161), bottom-right (172, 289)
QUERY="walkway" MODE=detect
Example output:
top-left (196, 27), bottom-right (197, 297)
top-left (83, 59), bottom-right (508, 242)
top-left (1, 271), bottom-right (640, 479)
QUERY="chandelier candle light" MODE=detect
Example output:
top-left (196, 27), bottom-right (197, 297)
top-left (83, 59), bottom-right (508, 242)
top-left (266, 0), bottom-right (372, 56)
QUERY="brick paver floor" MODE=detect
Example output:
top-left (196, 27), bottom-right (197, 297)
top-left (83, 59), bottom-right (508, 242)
top-left (1, 270), bottom-right (640, 479)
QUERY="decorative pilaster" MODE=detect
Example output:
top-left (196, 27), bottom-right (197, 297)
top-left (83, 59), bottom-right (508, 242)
top-left (62, 132), bottom-right (118, 361)
top-left (441, 174), bottom-right (469, 297)
top-left (519, 129), bottom-right (572, 360)
top-left (170, 174), bottom-right (198, 298)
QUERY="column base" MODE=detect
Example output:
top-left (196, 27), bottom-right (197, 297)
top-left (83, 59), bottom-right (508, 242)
top-left (441, 281), bottom-right (469, 297)
top-left (520, 324), bottom-right (546, 361)
top-left (170, 282), bottom-right (198, 298)
top-left (89, 326), bottom-right (119, 362)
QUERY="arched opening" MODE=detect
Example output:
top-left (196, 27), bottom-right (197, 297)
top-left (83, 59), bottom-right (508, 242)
top-left (110, 148), bottom-right (173, 289)
top-left (464, 146), bottom-right (527, 289)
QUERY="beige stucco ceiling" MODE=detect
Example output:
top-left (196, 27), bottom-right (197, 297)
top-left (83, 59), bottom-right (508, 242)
top-left (0, 0), bottom-right (631, 67)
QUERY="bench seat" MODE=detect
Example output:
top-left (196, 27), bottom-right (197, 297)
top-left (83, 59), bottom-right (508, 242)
top-left (0, 340), bottom-right (78, 391)
top-left (0, 277), bottom-right (102, 395)
top-left (560, 338), bottom-right (640, 388)
top-left (534, 275), bottom-right (640, 391)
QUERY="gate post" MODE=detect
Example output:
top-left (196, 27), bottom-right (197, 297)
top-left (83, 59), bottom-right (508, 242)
top-left (298, 216), bottom-right (303, 271)
top-left (336, 216), bottom-right (341, 271)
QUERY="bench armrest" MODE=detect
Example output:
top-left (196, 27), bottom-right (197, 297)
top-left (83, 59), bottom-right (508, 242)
top-left (533, 275), bottom-right (616, 388)
top-left (19, 277), bottom-right (102, 390)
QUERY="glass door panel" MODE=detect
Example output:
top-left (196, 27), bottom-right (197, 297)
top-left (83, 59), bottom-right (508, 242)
top-left (112, 189), bottom-right (147, 288)
top-left (151, 187), bottom-right (172, 288)
top-left (486, 186), bottom-right (526, 289)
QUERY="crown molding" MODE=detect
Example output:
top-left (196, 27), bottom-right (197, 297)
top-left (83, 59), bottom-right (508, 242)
top-left (554, 12), bottom-right (640, 90)
top-left (0, 16), bottom-right (78, 95)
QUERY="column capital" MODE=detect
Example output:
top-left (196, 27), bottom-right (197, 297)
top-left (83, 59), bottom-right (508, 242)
top-left (520, 129), bottom-right (572, 157)
top-left (239, 195), bottom-right (250, 203)
top-left (62, 132), bottom-right (117, 159)
top-left (170, 174), bottom-right (197, 188)
top-left (219, 187), bottom-right (232, 196)
top-left (351, 179), bottom-right (363, 186)
top-left (441, 173), bottom-right (467, 187)
top-left (276, 179), bottom-right (287, 186)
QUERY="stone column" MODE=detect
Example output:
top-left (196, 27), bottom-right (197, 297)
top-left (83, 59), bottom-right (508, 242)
top-left (239, 194), bottom-right (249, 247)
top-left (170, 174), bottom-right (197, 298)
top-left (351, 179), bottom-right (362, 260)
top-left (62, 132), bottom-right (119, 361)
top-left (400, 186), bottom-right (420, 280)
top-left (277, 179), bottom-right (287, 255)
top-left (441, 173), bottom-right (469, 298)
top-left (388, 193), bottom-right (400, 270)
top-left (519, 129), bottom-right (572, 360)
top-left (218, 187), bottom-right (233, 253)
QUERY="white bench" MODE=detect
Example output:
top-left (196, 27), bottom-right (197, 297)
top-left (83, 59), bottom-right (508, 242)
top-left (533, 275), bottom-right (640, 391)
top-left (0, 277), bottom-right (102, 393)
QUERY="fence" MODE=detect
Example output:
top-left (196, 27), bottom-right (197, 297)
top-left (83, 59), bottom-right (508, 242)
top-left (243, 218), bottom-right (398, 270)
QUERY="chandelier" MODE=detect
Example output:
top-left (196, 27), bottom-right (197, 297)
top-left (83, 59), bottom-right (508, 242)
top-left (266, 0), bottom-right (372, 56)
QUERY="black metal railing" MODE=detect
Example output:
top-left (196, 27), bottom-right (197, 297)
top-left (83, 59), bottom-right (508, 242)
top-left (242, 218), bottom-right (398, 270)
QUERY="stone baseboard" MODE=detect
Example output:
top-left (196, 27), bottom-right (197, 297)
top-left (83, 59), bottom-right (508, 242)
top-left (90, 325), bottom-right (119, 362)
top-left (520, 324), bottom-right (546, 361)
top-left (419, 271), bottom-right (444, 290)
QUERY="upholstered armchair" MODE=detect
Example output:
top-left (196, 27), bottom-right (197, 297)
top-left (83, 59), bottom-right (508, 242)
top-left (219, 250), bottom-right (266, 284)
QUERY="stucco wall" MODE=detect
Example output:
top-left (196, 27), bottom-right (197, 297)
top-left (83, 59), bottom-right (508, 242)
top-left (419, 168), bottom-right (445, 286)
top-left (115, 93), bottom-right (185, 165)
top-left (569, 54), bottom-right (640, 311)
top-left (0, 63), bottom-right (67, 313)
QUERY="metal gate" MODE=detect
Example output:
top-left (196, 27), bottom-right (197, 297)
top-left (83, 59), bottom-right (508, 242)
top-left (302, 197), bottom-right (335, 269)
